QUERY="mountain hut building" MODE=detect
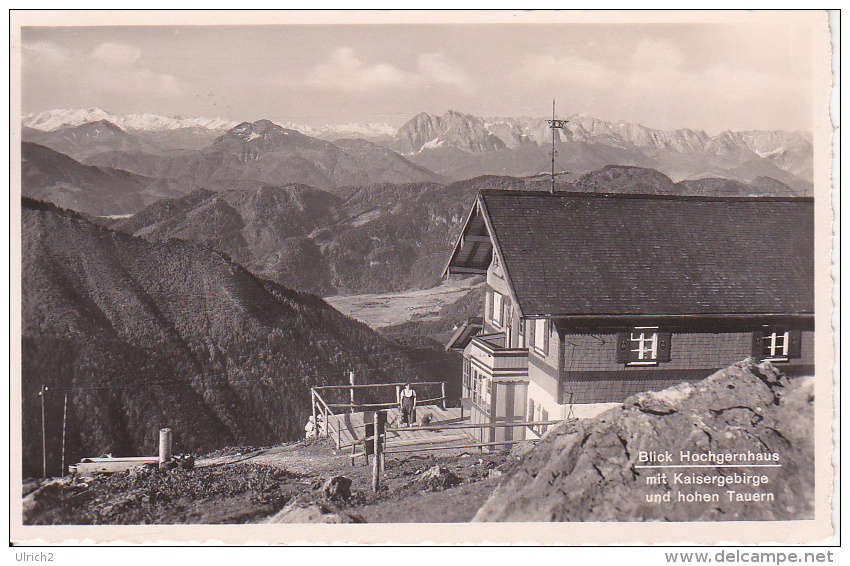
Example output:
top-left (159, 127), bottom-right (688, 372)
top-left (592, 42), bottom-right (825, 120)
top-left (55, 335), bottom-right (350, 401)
top-left (443, 189), bottom-right (815, 445)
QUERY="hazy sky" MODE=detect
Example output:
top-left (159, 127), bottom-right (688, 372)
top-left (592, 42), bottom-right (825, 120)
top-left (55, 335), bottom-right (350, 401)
top-left (20, 21), bottom-right (816, 133)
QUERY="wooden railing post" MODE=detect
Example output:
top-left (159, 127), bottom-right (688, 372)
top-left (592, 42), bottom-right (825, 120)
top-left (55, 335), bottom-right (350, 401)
top-left (372, 410), bottom-right (385, 492)
top-left (310, 389), bottom-right (317, 439)
top-left (349, 371), bottom-right (355, 414)
top-left (441, 382), bottom-right (447, 410)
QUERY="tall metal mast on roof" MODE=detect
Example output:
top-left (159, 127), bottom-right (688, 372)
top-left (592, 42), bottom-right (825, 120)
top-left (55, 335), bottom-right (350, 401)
top-left (546, 99), bottom-right (569, 194)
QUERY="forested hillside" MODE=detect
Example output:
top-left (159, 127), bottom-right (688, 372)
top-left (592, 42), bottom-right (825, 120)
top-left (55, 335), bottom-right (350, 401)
top-left (115, 176), bottom-right (531, 296)
top-left (21, 199), bottom-right (445, 477)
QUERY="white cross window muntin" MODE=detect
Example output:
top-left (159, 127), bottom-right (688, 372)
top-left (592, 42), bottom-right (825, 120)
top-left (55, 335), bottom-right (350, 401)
top-left (630, 327), bottom-right (658, 364)
top-left (764, 330), bottom-right (790, 359)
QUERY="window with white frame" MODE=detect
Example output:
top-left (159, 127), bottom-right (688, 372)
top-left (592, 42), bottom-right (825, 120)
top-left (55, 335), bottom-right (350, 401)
top-left (631, 328), bottom-right (658, 364)
top-left (616, 327), bottom-right (672, 366)
top-left (534, 319), bottom-right (548, 355)
top-left (763, 330), bottom-right (790, 360)
top-left (491, 291), bottom-right (503, 327)
top-left (754, 327), bottom-right (802, 362)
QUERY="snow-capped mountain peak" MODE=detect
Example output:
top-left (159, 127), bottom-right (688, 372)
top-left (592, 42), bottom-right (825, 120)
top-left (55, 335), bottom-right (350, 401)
top-left (22, 108), bottom-right (240, 132)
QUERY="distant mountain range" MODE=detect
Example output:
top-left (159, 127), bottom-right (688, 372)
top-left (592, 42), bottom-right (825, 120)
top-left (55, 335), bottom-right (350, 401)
top-left (21, 197), bottom-right (442, 477)
top-left (23, 107), bottom-right (239, 133)
top-left (22, 107), bottom-right (814, 192)
top-left (392, 111), bottom-right (813, 192)
top-left (109, 168), bottom-right (803, 298)
top-left (23, 119), bottom-right (444, 201)
top-left (19, 108), bottom-right (813, 297)
top-left (22, 108), bottom-right (811, 295)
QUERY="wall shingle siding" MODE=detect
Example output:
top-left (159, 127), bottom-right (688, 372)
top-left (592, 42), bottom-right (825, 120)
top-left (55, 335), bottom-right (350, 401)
top-left (557, 330), bottom-right (814, 403)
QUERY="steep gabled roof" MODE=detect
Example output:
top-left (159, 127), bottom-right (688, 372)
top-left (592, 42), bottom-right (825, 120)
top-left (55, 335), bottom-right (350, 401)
top-left (450, 189), bottom-right (814, 318)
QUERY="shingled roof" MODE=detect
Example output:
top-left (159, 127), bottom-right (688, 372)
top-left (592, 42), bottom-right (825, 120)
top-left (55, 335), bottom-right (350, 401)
top-left (448, 190), bottom-right (814, 318)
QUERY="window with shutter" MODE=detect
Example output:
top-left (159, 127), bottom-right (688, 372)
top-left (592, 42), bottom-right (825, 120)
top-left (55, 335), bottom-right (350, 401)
top-left (616, 332), bottom-right (631, 363)
top-left (787, 329), bottom-right (802, 358)
top-left (656, 332), bottom-right (672, 362)
top-left (756, 327), bottom-right (802, 362)
top-left (617, 327), bottom-right (671, 366)
top-left (543, 320), bottom-right (550, 356)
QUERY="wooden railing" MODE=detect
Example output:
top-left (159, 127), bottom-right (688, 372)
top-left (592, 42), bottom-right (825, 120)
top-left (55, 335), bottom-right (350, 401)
top-left (351, 416), bottom-right (567, 490)
top-left (310, 381), bottom-right (449, 449)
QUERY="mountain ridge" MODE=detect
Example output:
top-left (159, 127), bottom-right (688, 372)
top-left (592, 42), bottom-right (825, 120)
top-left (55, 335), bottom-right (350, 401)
top-left (395, 111), bottom-right (813, 190)
top-left (113, 168), bottom-right (803, 299)
top-left (21, 196), bottom-right (444, 476)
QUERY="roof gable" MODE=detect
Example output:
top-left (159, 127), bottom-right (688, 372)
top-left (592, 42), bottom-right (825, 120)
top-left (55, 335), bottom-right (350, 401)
top-left (472, 190), bottom-right (814, 318)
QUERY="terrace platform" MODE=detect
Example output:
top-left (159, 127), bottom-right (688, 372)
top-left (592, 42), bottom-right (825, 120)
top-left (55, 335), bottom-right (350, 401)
top-left (330, 404), bottom-right (469, 451)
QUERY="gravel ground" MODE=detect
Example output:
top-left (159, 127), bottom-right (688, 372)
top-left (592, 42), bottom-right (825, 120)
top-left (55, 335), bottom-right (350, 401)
top-left (22, 439), bottom-right (517, 524)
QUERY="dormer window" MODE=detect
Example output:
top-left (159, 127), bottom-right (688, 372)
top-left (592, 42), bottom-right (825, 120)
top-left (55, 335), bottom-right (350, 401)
top-left (617, 327), bottom-right (672, 366)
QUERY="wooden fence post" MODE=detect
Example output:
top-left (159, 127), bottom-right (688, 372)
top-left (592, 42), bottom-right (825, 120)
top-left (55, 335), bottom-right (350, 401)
top-left (349, 371), bottom-right (355, 413)
top-left (441, 382), bottom-right (447, 410)
top-left (310, 389), bottom-right (317, 439)
top-left (372, 411), bottom-right (385, 492)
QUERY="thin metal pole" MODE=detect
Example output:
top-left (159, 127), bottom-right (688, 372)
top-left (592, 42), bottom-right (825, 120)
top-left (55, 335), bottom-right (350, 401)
top-left (61, 392), bottom-right (68, 476)
top-left (546, 100), bottom-right (568, 194)
top-left (40, 384), bottom-right (46, 478)
top-left (551, 99), bottom-right (556, 194)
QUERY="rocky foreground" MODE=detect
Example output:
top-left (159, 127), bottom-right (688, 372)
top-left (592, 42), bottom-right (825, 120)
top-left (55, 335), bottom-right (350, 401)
top-left (475, 359), bottom-right (814, 522)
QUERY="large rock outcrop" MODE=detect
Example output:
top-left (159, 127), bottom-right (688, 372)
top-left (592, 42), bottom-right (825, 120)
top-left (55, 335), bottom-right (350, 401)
top-left (474, 359), bottom-right (814, 522)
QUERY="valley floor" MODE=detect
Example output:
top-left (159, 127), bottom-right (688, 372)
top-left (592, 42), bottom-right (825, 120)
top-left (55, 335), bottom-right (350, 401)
top-left (22, 438), bottom-right (522, 525)
top-left (325, 278), bottom-right (480, 329)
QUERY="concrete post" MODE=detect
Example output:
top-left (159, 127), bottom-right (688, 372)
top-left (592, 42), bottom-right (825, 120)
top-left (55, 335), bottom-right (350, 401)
top-left (159, 428), bottom-right (173, 464)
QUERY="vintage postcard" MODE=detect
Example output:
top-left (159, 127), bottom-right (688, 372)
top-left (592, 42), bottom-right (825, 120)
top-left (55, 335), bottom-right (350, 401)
top-left (8, 9), bottom-right (837, 546)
